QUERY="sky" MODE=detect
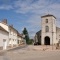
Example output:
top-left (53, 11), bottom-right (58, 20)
top-left (0, 0), bottom-right (60, 38)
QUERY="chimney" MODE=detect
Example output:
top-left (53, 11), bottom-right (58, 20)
top-left (2, 19), bottom-right (7, 25)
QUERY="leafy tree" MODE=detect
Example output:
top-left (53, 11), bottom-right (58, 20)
top-left (22, 28), bottom-right (30, 44)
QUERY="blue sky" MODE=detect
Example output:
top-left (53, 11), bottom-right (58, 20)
top-left (0, 0), bottom-right (60, 38)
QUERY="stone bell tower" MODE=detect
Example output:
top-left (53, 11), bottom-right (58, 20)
top-left (41, 14), bottom-right (57, 45)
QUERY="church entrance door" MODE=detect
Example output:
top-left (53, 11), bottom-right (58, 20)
top-left (44, 36), bottom-right (50, 45)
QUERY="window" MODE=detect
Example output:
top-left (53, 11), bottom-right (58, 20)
top-left (15, 39), bottom-right (16, 41)
top-left (45, 26), bottom-right (49, 32)
top-left (59, 39), bottom-right (60, 44)
top-left (46, 19), bottom-right (48, 23)
top-left (10, 29), bottom-right (12, 35)
top-left (9, 38), bottom-right (11, 40)
top-left (13, 32), bottom-right (14, 35)
top-left (3, 39), bottom-right (6, 42)
top-left (13, 39), bottom-right (14, 41)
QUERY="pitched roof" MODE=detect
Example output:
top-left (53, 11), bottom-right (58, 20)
top-left (17, 31), bottom-right (22, 37)
top-left (0, 26), bottom-right (8, 33)
top-left (41, 14), bottom-right (56, 19)
top-left (9, 25), bottom-right (17, 32)
top-left (36, 30), bottom-right (41, 36)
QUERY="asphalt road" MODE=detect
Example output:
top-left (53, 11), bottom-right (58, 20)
top-left (0, 46), bottom-right (60, 60)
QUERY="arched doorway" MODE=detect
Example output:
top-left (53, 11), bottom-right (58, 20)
top-left (44, 36), bottom-right (50, 45)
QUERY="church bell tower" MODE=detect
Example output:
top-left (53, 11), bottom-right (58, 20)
top-left (41, 14), bottom-right (56, 45)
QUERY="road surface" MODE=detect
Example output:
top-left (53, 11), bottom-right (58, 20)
top-left (0, 45), bottom-right (60, 60)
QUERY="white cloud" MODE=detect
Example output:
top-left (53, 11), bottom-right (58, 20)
top-left (49, 3), bottom-right (60, 9)
top-left (27, 15), bottom-right (41, 26)
top-left (14, 0), bottom-right (33, 14)
top-left (13, 0), bottom-right (49, 14)
top-left (0, 5), bottom-right (13, 10)
top-left (13, 0), bottom-right (60, 17)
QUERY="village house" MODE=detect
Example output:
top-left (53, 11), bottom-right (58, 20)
top-left (17, 32), bottom-right (26, 45)
top-left (0, 19), bottom-right (25, 50)
top-left (0, 26), bottom-right (9, 50)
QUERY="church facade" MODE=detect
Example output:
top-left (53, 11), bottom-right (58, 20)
top-left (34, 14), bottom-right (60, 45)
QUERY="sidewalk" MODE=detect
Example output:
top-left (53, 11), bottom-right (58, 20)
top-left (0, 44), bottom-right (27, 55)
top-left (27, 45), bottom-right (60, 51)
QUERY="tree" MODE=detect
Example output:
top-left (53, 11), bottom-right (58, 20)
top-left (28, 39), bottom-right (34, 44)
top-left (22, 28), bottom-right (30, 44)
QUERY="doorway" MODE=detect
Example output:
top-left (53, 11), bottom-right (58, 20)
top-left (3, 39), bottom-right (7, 50)
top-left (44, 36), bottom-right (50, 45)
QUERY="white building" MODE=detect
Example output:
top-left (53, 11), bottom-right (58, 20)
top-left (9, 26), bottom-right (25, 47)
top-left (0, 19), bottom-right (25, 49)
top-left (0, 26), bottom-right (9, 50)
top-left (34, 14), bottom-right (60, 45)
top-left (9, 25), bottom-right (18, 47)
top-left (17, 32), bottom-right (25, 45)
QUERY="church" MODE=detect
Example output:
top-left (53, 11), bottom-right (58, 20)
top-left (34, 14), bottom-right (60, 45)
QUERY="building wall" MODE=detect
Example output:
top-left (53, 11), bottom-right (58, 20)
top-left (9, 28), bottom-right (17, 46)
top-left (56, 27), bottom-right (60, 43)
top-left (41, 16), bottom-right (56, 45)
top-left (34, 34), bottom-right (38, 43)
top-left (0, 30), bottom-right (8, 49)
top-left (18, 36), bottom-right (22, 44)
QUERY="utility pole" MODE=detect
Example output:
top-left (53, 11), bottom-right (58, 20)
top-left (52, 32), bottom-right (53, 50)
top-left (52, 19), bottom-right (53, 50)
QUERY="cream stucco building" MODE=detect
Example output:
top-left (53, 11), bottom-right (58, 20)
top-left (34, 14), bottom-right (60, 45)
top-left (0, 19), bottom-right (25, 50)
